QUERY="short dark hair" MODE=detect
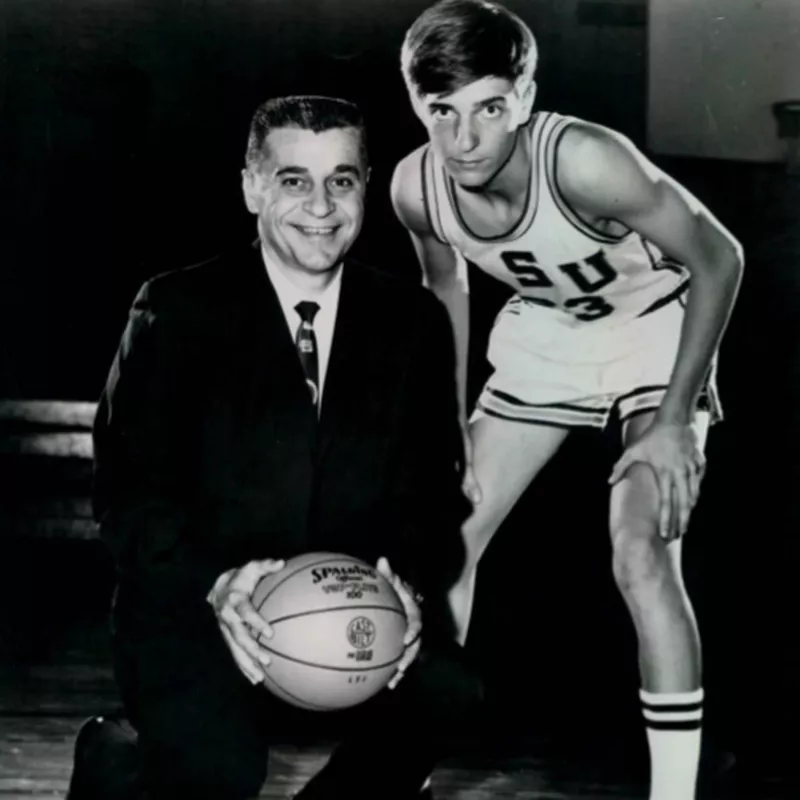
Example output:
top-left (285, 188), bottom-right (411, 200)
top-left (401, 0), bottom-right (537, 97)
top-left (245, 95), bottom-right (367, 170)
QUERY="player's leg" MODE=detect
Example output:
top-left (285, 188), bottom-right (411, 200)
top-left (609, 409), bottom-right (710, 800)
top-left (449, 414), bottom-right (570, 645)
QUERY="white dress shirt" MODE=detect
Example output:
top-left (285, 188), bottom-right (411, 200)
top-left (262, 250), bottom-right (343, 406)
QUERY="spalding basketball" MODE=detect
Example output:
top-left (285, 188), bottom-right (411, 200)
top-left (251, 552), bottom-right (408, 711)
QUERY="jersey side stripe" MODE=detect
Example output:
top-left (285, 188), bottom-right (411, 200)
top-left (637, 280), bottom-right (689, 317)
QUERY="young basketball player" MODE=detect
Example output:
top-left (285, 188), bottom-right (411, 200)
top-left (391, 2), bottom-right (744, 799)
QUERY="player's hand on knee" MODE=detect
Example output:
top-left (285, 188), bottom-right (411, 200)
top-left (207, 558), bottom-right (285, 685)
top-left (609, 421), bottom-right (705, 540)
top-left (376, 557), bottom-right (423, 690)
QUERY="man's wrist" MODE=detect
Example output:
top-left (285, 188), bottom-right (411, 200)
top-left (655, 388), bottom-right (699, 426)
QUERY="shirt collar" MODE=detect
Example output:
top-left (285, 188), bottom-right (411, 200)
top-left (261, 246), bottom-right (343, 317)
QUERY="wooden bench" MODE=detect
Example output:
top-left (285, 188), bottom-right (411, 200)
top-left (0, 400), bottom-right (98, 540)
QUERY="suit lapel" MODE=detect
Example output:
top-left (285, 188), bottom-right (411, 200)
top-left (238, 245), bottom-right (319, 441)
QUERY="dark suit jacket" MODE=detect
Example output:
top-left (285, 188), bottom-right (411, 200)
top-left (93, 242), bottom-right (469, 633)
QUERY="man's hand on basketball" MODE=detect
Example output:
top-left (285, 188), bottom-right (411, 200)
top-left (207, 558), bottom-right (286, 686)
top-left (376, 557), bottom-right (422, 690)
top-left (609, 421), bottom-right (706, 539)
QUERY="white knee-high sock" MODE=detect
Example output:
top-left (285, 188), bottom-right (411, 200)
top-left (640, 688), bottom-right (703, 800)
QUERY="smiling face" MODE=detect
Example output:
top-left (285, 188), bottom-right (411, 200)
top-left (242, 126), bottom-right (367, 282)
top-left (416, 76), bottom-right (535, 189)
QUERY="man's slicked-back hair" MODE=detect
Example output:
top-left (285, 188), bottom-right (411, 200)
top-left (245, 95), bottom-right (367, 170)
top-left (401, 0), bottom-right (538, 98)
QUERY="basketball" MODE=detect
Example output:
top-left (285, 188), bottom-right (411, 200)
top-left (251, 552), bottom-right (408, 711)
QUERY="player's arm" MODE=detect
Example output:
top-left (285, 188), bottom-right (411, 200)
top-left (557, 122), bottom-right (744, 537)
top-left (384, 289), bottom-right (473, 644)
top-left (557, 122), bottom-right (744, 426)
top-left (390, 150), bottom-right (470, 431)
top-left (391, 151), bottom-right (481, 502)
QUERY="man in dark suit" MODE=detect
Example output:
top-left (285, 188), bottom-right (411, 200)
top-left (66, 95), bottom-right (480, 800)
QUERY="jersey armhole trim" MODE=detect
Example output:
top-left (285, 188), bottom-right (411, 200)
top-left (546, 119), bottom-right (634, 245)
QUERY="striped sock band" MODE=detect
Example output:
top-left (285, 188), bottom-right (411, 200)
top-left (640, 687), bottom-right (704, 730)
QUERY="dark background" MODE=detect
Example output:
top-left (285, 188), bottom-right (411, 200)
top-left (1, 0), bottom-right (798, 784)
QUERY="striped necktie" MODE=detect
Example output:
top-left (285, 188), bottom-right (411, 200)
top-left (295, 301), bottom-right (320, 407)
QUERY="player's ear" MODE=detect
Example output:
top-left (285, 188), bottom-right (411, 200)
top-left (241, 167), bottom-right (261, 214)
top-left (508, 79), bottom-right (537, 131)
top-left (519, 79), bottom-right (537, 124)
top-left (409, 91), bottom-right (431, 127)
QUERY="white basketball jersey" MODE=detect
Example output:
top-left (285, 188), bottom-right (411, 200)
top-left (422, 111), bottom-right (689, 328)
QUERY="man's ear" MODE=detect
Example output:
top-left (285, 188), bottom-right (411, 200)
top-left (241, 167), bottom-right (261, 214)
top-left (517, 79), bottom-right (537, 126)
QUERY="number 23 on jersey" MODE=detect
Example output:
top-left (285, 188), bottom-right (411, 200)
top-left (500, 250), bottom-right (618, 322)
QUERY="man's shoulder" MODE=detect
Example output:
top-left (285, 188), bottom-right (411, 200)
top-left (140, 241), bottom-right (258, 308)
top-left (392, 144), bottom-right (427, 184)
top-left (553, 117), bottom-right (640, 193)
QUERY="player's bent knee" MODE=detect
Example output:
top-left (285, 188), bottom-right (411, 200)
top-left (611, 528), bottom-right (670, 595)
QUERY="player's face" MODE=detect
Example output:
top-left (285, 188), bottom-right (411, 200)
top-left (242, 126), bottom-right (367, 277)
top-left (417, 77), bottom-right (524, 188)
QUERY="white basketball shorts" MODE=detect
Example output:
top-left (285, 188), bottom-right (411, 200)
top-left (474, 294), bottom-right (723, 429)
